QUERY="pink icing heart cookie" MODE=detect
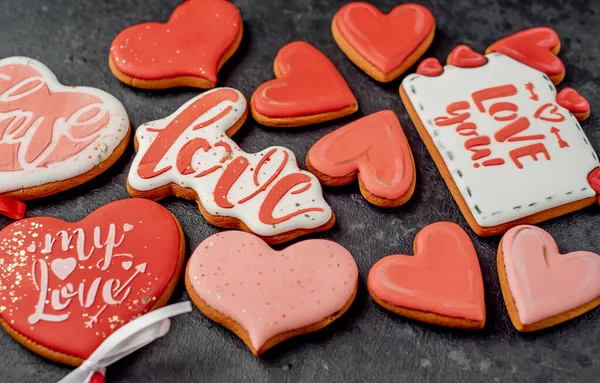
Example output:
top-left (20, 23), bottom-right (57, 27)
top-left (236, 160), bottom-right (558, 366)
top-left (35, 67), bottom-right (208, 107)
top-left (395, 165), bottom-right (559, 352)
top-left (109, 0), bottom-right (242, 89)
top-left (498, 225), bottom-right (600, 332)
top-left (0, 198), bottom-right (185, 365)
top-left (185, 230), bottom-right (358, 356)
top-left (127, 87), bottom-right (334, 244)
top-left (368, 222), bottom-right (485, 329)
top-left (0, 57), bottom-right (130, 204)
top-left (306, 110), bottom-right (416, 207)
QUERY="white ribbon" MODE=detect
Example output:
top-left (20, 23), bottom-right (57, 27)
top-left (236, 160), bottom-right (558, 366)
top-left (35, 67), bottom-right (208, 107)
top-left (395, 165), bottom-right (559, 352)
top-left (58, 301), bottom-right (193, 383)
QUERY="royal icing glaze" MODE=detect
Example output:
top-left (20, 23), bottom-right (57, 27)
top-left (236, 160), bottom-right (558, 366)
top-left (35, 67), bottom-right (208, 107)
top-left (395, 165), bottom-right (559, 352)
top-left (0, 199), bottom-right (182, 360)
top-left (368, 222), bottom-right (485, 321)
top-left (0, 57), bottom-right (129, 194)
top-left (557, 88), bottom-right (590, 115)
top-left (402, 53), bottom-right (599, 227)
top-left (308, 110), bottom-right (414, 200)
top-left (487, 27), bottom-right (564, 78)
top-left (416, 58), bottom-right (443, 76)
top-left (110, 0), bottom-right (241, 82)
top-left (128, 88), bottom-right (333, 237)
top-left (187, 231), bottom-right (358, 350)
top-left (251, 42), bottom-right (357, 118)
top-left (334, 2), bottom-right (435, 74)
top-left (448, 45), bottom-right (487, 68)
top-left (501, 225), bottom-right (600, 325)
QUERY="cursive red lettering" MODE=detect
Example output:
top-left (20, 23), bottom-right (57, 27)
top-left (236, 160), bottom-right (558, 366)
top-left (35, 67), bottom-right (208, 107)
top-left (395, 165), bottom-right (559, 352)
top-left (434, 101), bottom-right (471, 126)
top-left (214, 157), bottom-right (249, 209)
top-left (176, 138), bottom-right (211, 175)
top-left (237, 149), bottom-right (289, 204)
top-left (259, 174), bottom-right (325, 225)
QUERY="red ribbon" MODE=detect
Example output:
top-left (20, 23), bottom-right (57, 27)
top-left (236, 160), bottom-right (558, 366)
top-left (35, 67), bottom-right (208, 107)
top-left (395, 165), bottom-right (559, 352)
top-left (0, 196), bottom-right (26, 219)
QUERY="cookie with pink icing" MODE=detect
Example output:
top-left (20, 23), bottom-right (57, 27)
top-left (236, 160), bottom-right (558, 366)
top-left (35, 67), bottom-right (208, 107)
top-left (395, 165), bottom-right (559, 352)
top-left (127, 87), bottom-right (334, 244)
top-left (0, 57), bottom-right (130, 219)
top-left (498, 225), bottom-right (600, 331)
top-left (185, 230), bottom-right (358, 356)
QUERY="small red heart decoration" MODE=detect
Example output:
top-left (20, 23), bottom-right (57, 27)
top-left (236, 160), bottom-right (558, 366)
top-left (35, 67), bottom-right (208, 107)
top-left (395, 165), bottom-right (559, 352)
top-left (333, 3), bottom-right (435, 74)
top-left (556, 87), bottom-right (590, 118)
top-left (588, 167), bottom-right (600, 197)
top-left (447, 45), bottom-right (487, 68)
top-left (307, 110), bottom-right (415, 205)
top-left (416, 58), bottom-right (443, 76)
top-left (368, 222), bottom-right (485, 328)
top-left (251, 41), bottom-right (357, 120)
top-left (0, 199), bottom-right (183, 364)
top-left (533, 102), bottom-right (565, 122)
top-left (110, 0), bottom-right (241, 85)
top-left (499, 225), bottom-right (600, 331)
top-left (486, 27), bottom-right (564, 82)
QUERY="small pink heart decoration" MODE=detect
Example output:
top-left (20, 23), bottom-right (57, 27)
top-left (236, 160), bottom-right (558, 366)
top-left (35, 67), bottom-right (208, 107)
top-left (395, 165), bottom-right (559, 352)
top-left (50, 258), bottom-right (77, 281)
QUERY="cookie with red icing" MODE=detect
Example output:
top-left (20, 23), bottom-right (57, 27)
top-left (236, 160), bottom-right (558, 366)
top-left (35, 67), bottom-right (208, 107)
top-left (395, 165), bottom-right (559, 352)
top-left (109, 0), bottom-right (242, 90)
top-left (400, 28), bottom-right (598, 237)
top-left (332, 2), bottom-right (435, 82)
top-left (250, 41), bottom-right (358, 127)
top-left (498, 225), bottom-right (600, 332)
top-left (368, 222), bottom-right (486, 329)
top-left (127, 87), bottom-right (335, 244)
top-left (185, 230), bottom-right (358, 356)
top-left (0, 198), bottom-right (185, 366)
top-left (0, 57), bottom-right (130, 220)
top-left (306, 110), bottom-right (416, 207)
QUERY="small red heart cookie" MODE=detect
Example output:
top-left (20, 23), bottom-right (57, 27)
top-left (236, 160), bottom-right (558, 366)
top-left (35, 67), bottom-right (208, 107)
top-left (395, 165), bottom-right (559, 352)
top-left (368, 222), bottom-right (485, 329)
top-left (250, 41), bottom-right (358, 127)
top-left (109, 0), bottom-right (242, 89)
top-left (0, 57), bottom-right (130, 205)
top-left (332, 2), bottom-right (435, 82)
top-left (498, 225), bottom-right (600, 332)
top-left (0, 199), bottom-right (185, 365)
top-left (306, 110), bottom-right (416, 207)
top-left (185, 230), bottom-right (358, 356)
top-left (486, 27), bottom-right (565, 84)
top-left (416, 57), bottom-right (443, 76)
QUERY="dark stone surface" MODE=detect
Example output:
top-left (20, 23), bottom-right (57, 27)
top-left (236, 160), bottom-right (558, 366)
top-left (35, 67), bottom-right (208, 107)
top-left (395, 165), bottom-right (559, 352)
top-left (1, 0), bottom-right (600, 381)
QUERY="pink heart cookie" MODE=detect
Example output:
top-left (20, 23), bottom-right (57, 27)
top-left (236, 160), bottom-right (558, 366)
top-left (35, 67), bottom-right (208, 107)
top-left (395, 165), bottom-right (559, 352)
top-left (185, 230), bottom-right (358, 355)
top-left (498, 225), bottom-right (600, 331)
top-left (0, 57), bottom-right (130, 202)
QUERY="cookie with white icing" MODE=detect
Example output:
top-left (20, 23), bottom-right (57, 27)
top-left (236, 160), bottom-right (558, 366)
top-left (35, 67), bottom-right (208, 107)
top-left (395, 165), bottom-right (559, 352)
top-left (0, 57), bottom-right (130, 217)
top-left (400, 28), bottom-right (599, 236)
top-left (127, 87), bottom-right (335, 244)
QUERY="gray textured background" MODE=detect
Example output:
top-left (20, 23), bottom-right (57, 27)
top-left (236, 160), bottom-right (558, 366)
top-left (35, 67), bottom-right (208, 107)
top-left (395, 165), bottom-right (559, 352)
top-left (1, 0), bottom-right (600, 382)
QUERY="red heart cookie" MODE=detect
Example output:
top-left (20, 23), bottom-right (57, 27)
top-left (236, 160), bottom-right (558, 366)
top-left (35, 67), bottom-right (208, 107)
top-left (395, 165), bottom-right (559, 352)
top-left (109, 0), bottom-right (242, 89)
top-left (416, 57), bottom-right (443, 76)
top-left (556, 87), bottom-right (590, 121)
top-left (447, 45), bottom-right (487, 68)
top-left (307, 110), bottom-right (416, 207)
top-left (498, 225), bottom-right (600, 332)
top-left (332, 2), bottom-right (435, 82)
top-left (0, 199), bottom-right (184, 365)
top-left (250, 41), bottom-right (358, 127)
top-left (368, 222), bottom-right (485, 329)
top-left (185, 230), bottom-right (358, 356)
top-left (486, 27), bottom-right (565, 84)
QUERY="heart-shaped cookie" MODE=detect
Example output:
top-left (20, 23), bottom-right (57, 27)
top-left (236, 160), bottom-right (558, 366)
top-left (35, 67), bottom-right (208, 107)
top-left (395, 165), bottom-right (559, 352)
top-left (556, 88), bottom-right (590, 121)
top-left (486, 27), bottom-right (564, 84)
top-left (307, 110), bottom-right (416, 207)
top-left (368, 222), bottom-right (485, 329)
top-left (185, 230), bottom-right (358, 355)
top-left (0, 57), bottom-right (130, 202)
top-left (332, 2), bottom-right (435, 82)
top-left (109, 0), bottom-right (242, 89)
top-left (498, 225), bottom-right (600, 332)
top-left (447, 45), bottom-right (487, 68)
top-left (0, 199), bottom-right (184, 365)
top-left (416, 57), bottom-right (443, 76)
top-left (250, 41), bottom-right (358, 127)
